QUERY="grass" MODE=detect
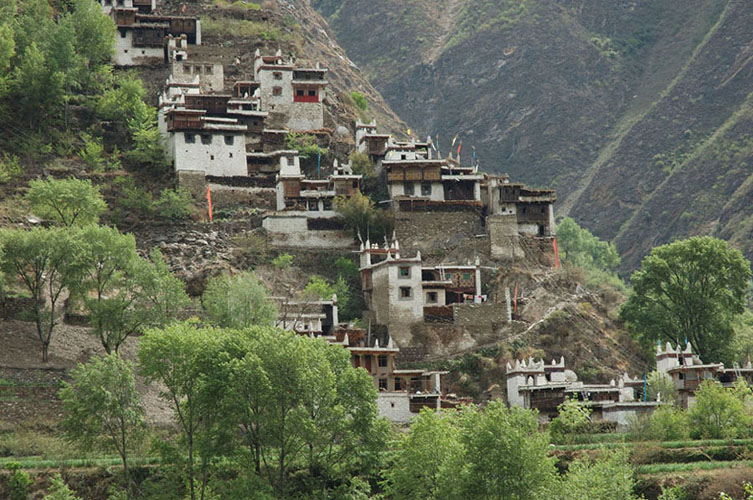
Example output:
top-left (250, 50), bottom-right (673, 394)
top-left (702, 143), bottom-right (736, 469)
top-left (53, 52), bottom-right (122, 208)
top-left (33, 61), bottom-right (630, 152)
top-left (202, 17), bottom-right (287, 42)
top-left (553, 437), bottom-right (753, 451)
top-left (0, 456), bottom-right (162, 469)
top-left (637, 460), bottom-right (753, 475)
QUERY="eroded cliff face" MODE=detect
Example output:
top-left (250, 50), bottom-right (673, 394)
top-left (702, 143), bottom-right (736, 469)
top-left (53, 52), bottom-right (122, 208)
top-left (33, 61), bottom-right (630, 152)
top-left (311, 0), bottom-right (753, 270)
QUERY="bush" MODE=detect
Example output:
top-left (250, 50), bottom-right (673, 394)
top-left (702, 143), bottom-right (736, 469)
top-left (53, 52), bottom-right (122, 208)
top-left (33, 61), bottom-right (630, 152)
top-left (8, 463), bottom-right (33, 500)
top-left (0, 152), bottom-right (22, 183)
top-left (647, 406), bottom-right (689, 441)
top-left (285, 132), bottom-right (326, 160)
top-left (44, 474), bottom-right (81, 500)
top-left (549, 396), bottom-right (592, 443)
top-left (348, 151), bottom-right (373, 177)
top-left (272, 253), bottom-right (293, 270)
top-left (78, 133), bottom-right (105, 172)
top-left (155, 188), bottom-right (193, 219)
top-left (350, 91), bottom-right (367, 111)
top-left (689, 380), bottom-right (751, 439)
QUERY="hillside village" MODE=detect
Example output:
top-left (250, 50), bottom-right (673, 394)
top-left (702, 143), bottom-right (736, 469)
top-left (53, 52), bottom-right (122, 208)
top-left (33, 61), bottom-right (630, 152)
top-left (5, 0), bottom-right (753, 498)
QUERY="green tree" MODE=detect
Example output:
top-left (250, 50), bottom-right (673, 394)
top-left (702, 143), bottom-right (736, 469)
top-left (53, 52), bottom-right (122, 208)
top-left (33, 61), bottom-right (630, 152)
top-left (456, 402), bottom-right (556, 500)
top-left (97, 73), bottom-right (149, 123)
top-left (68, 0), bottom-right (116, 73)
top-left (646, 406), bottom-right (688, 441)
top-left (620, 236), bottom-right (752, 362)
top-left (646, 370), bottom-right (677, 404)
top-left (59, 354), bottom-right (145, 493)
top-left (126, 106), bottom-right (169, 170)
top-left (12, 42), bottom-right (65, 129)
top-left (0, 227), bottom-right (82, 362)
top-left (348, 151), bottom-right (373, 178)
top-left (688, 380), bottom-right (751, 439)
top-left (25, 177), bottom-right (107, 227)
top-left (139, 323), bottom-right (216, 500)
top-left (556, 217), bottom-right (620, 272)
top-left (202, 272), bottom-right (277, 329)
top-left (553, 450), bottom-right (638, 500)
top-left (303, 274), bottom-right (353, 320)
top-left (549, 396), bottom-right (591, 443)
top-left (382, 408), bottom-right (462, 499)
top-left (76, 227), bottom-right (190, 353)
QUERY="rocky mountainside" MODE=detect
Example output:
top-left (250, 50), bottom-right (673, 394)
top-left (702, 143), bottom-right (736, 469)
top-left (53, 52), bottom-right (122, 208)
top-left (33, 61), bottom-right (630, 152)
top-left (310, 0), bottom-right (753, 271)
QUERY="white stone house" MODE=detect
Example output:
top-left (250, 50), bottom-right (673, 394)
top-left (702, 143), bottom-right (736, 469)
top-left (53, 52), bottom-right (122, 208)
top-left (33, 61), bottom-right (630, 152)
top-left (359, 236), bottom-right (484, 327)
top-left (253, 49), bottom-right (327, 131)
top-left (110, 7), bottom-right (200, 67)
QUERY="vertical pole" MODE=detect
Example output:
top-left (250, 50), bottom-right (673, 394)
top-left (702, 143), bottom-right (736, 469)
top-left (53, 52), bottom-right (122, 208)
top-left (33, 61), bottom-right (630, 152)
top-left (643, 374), bottom-right (647, 402)
top-left (317, 138), bottom-right (321, 179)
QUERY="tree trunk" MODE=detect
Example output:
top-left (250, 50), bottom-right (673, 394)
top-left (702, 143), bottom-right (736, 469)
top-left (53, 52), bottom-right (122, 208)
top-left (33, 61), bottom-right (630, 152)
top-left (188, 434), bottom-right (196, 500)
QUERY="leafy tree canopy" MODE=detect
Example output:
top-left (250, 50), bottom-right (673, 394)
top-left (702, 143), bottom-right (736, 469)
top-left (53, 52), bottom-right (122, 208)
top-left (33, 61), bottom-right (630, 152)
top-left (620, 236), bottom-right (751, 363)
top-left (202, 271), bottom-right (277, 328)
top-left (26, 176), bottom-right (107, 227)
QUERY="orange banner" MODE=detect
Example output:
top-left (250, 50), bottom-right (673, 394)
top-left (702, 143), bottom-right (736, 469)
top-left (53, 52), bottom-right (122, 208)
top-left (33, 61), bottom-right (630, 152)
top-left (206, 185), bottom-right (213, 222)
top-left (552, 237), bottom-right (560, 269)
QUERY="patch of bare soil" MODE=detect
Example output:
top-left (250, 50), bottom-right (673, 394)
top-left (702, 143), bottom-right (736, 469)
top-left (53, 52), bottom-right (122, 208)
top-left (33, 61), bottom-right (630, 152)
top-left (0, 320), bottom-right (174, 426)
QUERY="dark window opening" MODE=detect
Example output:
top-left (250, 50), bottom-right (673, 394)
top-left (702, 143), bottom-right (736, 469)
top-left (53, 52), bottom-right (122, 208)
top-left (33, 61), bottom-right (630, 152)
top-left (322, 199), bottom-right (332, 211)
top-left (421, 182), bottom-right (432, 196)
top-left (201, 134), bottom-right (212, 145)
top-left (272, 86), bottom-right (282, 96)
top-left (224, 135), bottom-right (234, 145)
top-left (399, 267), bottom-right (410, 279)
top-left (185, 133), bottom-right (196, 144)
top-left (296, 89), bottom-right (304, 97)
top-left (308, 200), bottom-right (319, 211)
top-left (395, 378), bottom-right (402, 391)
top-left (308, 89), bottom-right (316, 96)
top-left (273, 71), bottom-right (282, 80)
top-left (399, 287), bottom-right (412, 299)
top-left (427, 292), bottom-right (438, 303)
top-left (379, 378), bottom-right (388, 390)
top-left (404, 183), bottom-right (415, 196)
top-left (378, 355), bottom-right (388, 367)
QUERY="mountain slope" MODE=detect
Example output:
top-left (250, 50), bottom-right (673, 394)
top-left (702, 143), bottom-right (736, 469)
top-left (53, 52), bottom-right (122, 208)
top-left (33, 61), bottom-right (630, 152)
top-left (311, 0), bottom-right (753, 270)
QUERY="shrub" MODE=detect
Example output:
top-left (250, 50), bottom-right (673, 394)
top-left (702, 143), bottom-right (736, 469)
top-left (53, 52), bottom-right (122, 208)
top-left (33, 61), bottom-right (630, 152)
top-left (272, 253), bottom-right (293, 270)
top-left (549, 396), bottom-right (591, 443)
top-left (285, 132), bottom-right (326, 160)
top-left (44, 474), bottom-right (81, 500)
top-left (688, 380), bottom-right (751, 439)
top-left (155, 188), bottom-right (193, 219)
top-left (78, 133), bottom-right (105, 172)
top-left (350, 91), bottom-right (367, 111)
top-left (8, 463), bottom-right (33, 500)
top-left (647, 406), bottom-right (689, 441)
top-left (0, 152), bottom-right (22, 183)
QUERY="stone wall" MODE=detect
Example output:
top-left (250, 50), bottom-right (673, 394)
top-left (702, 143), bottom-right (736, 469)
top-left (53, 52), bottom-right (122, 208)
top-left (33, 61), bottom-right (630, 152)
top-left (262, 215), bottom-right (354, 249)
top-left (177, 170), bottom-right (207, 198)
top-left (488, 214), bottom-right (524, 260)
top-left (209, 184), bottom-right (275, 210)
top-left (394, 211), bottom-right (487, 264)
top-left (453, 302), bottom-right (510, 330)
top-left (377, 393), bottom-right (414, 423)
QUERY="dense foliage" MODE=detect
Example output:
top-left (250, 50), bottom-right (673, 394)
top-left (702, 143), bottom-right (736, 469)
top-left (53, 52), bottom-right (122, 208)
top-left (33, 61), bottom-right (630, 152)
top-left (620, 236), bottom-right (752, 363)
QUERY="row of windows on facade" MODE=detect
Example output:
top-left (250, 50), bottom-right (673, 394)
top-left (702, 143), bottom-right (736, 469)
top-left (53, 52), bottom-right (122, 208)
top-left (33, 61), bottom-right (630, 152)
top-left (183, 64), bottom-right (215, 75)
top-left (270, 86), bottom-right (318, 97)
top-left (184, 133), bottom-right (235, 145)
top-left (404, 182), bottom-right (433, 196)
top-left (398, 266), bottom-right (470, 281)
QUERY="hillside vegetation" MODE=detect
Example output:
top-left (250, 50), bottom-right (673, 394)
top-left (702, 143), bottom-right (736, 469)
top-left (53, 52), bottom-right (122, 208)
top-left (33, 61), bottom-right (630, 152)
top-left (311, 0), bottom-right (753, 271)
